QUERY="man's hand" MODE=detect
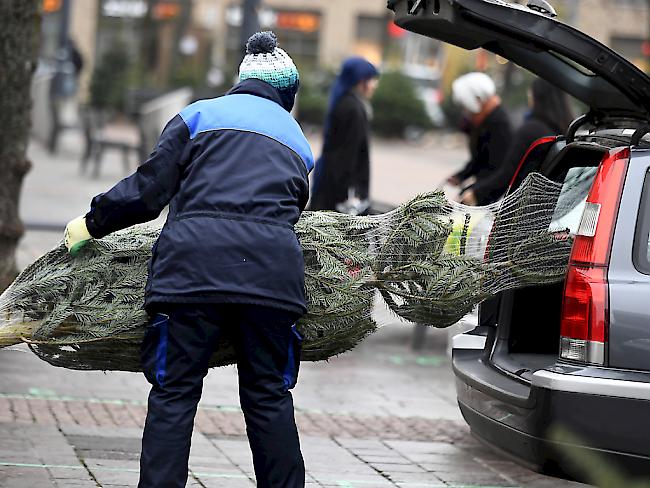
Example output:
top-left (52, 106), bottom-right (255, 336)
top-left (460, 189), bottom-right (478, 206)
top-left (447, 175), bottom-right (462, 187)
top-left (64, 216), bottom-right (92, 255)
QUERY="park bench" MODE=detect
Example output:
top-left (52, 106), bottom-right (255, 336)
top-left (80, 87), bottom-right (192, 178)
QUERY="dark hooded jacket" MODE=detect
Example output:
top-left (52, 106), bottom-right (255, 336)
top-left (453, 106), bottom-right (513, 205)
top-left (85, 79), bottom-right (314, 315)
top-left (309, 92), bottom-right (370, 210)
top-left (309, 57), bottom-right (377, 211)
top-left (468, 113), bottom-right (558, 204)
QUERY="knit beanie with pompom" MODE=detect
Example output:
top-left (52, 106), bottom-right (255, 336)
top-left (239, 31), bottom-right (300, 110)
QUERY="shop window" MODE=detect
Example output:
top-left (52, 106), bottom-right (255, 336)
top-left (357, 16), bottom-right (385, 44)
top-left (355, 16), bottom-right (386, 65)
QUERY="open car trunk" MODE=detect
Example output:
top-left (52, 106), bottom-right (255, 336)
top-left (488, 140), bottom-right (610, 381)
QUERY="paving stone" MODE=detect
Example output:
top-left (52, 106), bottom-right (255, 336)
top-left (324, 484), bottom-right (397, 488)
top-left (190, 458), bottom-right (238, 470)
top-left (419, 461), bottom-right (492, 473)
top-left (384, 471), bottom-right (445, 484)
top-left (0, 465), bottom-right (57, 487)
top-left (88, 468), bottom-right (140, 487)
top-left (309, 470), bottom-right (395, 486)
top-left (192, 466), bottom-right (248, 478)
top-left (54, 481), bottom-right (99, 487)
top-left (47, 466), bottom-right (94, 480)
top-left (59, 424), bottom-right (142, 439)
top-left (195, 478), bottom-right (255, 488)
top-left (372, 463), bottom-right (427, 474)
top-left (386, 440), bottom-right (464, 455)
top-left (334, 438), bottom-right (388, 450)
top-left (398, 452), bottom-right (477, 465)
top-left (359, 455), bottom-right (413, 465)
top-left (435, 470), bottom-right (515, 485)
top-left (66, 434), bottom-right (141, 453)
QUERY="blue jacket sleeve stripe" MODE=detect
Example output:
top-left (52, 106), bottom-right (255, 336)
top-left (179, 94), bottom-right (314, 172)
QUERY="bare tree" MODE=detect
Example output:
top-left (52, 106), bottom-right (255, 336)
top-left (0, 1), bottom-right (40, 289)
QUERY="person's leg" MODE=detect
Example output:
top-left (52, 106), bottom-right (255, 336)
top-left (231, 305), bottom-right (305, 488)
top-left (138, 304), bottom-right (223, 488)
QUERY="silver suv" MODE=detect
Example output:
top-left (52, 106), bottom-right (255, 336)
top-left (390, 0), bottom-right (650, 481)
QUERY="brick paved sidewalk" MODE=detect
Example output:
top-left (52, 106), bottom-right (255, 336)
top-left (0, 394), bottom-right (470, 444)
top-left (0, 422), bottom-right (501, 488)
top-left (0, 416), bottom-right (576, 488)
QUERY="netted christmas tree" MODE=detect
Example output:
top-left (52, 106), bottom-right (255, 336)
top-left (0, 172), bottom-right (582, 371)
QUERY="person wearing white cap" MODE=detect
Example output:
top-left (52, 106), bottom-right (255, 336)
top-left (447, 72), bottom-right (513, 206)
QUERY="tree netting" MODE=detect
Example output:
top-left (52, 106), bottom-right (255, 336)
top-left (0, 171), bottom-right (590, 371)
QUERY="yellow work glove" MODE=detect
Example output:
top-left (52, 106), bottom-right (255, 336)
top-left (64, 216), bottom-right (92, 255)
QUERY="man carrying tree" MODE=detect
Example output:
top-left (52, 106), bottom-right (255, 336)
top-left (64, 32), bottom-right (313, 488)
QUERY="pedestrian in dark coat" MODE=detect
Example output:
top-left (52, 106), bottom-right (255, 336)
top-left (309, 57), bottom-right (379, 213)
top-left (461, 78), bottom-right (573, 205)
top-left (447, 72), bottom-right (513, 206)
top-left (64, 32), bottom-right (312, 488)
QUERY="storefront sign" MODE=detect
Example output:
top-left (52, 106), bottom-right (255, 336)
top-left (43, 0), bottom-right (62, 13)
top-left (102, 0), bottom-right (148, 18)
top-left (276, 12), bottom-right (320, 33)
top-left (153, 2), bottom-right (181, 20)
top-left (226, 5), bottom-right (320, 33)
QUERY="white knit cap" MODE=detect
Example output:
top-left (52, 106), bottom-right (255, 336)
top-left (452, 72), bottom-right (496, 114)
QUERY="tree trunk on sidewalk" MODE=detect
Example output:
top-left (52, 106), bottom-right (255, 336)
top-left (241, 0), bottom-right (261, 55)
top-left (0, 1), bottom-right (40, 290)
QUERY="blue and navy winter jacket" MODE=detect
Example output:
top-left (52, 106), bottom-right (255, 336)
top-left (85, 79), bottom-right (314, 315)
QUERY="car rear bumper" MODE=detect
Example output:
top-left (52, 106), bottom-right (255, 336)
top-left (453, 348), bottom-right (650, 479)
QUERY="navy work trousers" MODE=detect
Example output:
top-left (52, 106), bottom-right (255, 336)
top-left (137, 303), bottom-right (305, 488)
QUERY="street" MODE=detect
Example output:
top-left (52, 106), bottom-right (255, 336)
top-left (0, 132), bottom-right (589, 487)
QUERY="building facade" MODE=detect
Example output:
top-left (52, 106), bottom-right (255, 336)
top-left (43, 0), bottom-right (649, 101)
top-left (570, 0), bottom-right (649, 70)
top-left (200, 0), bottom-right (390, 71)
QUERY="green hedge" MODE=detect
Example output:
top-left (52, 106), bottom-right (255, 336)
top-left (298, 87), bottom-right (328, 126)
top-left (297, 72), bottom-right (331, 126)
top-left (90, 41), bottom-right (133, 112)
top-left (372, 71), bottom-right (433, 137)
top-left (298, 70), bottom-right (434, 137)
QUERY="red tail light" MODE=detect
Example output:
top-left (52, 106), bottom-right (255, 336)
top-left (560, 148), bottom-right (630, 365)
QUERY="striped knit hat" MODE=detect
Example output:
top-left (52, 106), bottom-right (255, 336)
top-left (239, 31), bottom-right (299, 97)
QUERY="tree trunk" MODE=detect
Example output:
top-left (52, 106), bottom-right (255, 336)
top-left (241, 0), bottom-right (261, 55)
top-left (0, 1), bottom-right (40, 290)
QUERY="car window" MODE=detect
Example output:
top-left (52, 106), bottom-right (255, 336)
top-left (633, 171), bottom-right (650, 274)
top-left (549, 166), bottom-right (598, 234)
